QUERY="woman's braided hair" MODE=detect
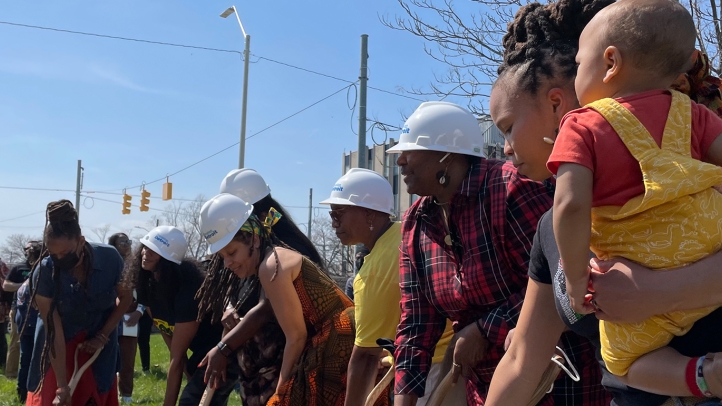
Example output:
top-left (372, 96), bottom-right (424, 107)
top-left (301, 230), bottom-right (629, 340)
top-left (497, 0), bottom-right (614, 95)
top-left (26, 199), bottom-right (94, 383)
top-left (195, 215), bottom-right (289, 324)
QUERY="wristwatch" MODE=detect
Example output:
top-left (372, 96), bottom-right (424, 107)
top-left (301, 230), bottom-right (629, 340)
top-left (217, 341), bottom-right (233, 358)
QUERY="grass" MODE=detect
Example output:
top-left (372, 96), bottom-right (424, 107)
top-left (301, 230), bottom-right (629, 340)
top-left (0, 333), bottom-right (242, 406)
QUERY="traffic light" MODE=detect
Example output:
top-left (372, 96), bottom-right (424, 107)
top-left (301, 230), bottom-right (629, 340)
top-left (140, 189), bottom-right (151, 212)
top-left (122, 193), bottom-right (132, 215)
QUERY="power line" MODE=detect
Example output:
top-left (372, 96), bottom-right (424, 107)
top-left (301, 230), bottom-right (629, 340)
top-left (92, 82), bottom-right (356, 193)
top-left (0, 186), bottom-right (76, 193)
top-left (0, 20), bottom-right (242, 56)
top-left (368, 86), bottom-right (426, 102)
top-left (0, 20), bottom-right (426, 103)
top-left (0, 211), bottom-right (46, 224)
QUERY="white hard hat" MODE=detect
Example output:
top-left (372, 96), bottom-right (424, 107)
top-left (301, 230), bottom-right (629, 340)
top-left (386, 101), bottom-right (486, 158)
top-left (140, 226), bottom-right (188, 265)
top-left (219, 168), bottom-right (271, 204)
top-left (320, 168), bottom-right (395, 216)
top-left (199, 193), bottom-right (254, 255)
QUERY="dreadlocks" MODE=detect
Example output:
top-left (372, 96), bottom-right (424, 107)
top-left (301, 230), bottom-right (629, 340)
top-left (497, 0), bottom-right (614, 95)
top-left (196, 215), bottom-right (287, 324)
top-left (27, 199), bottom-right (94, 383)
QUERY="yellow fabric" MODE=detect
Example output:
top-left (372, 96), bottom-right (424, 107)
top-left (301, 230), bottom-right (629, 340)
top-left (353, 222), bottom-right (453, 363)
top-left (587, 91), bottom-right (722, 376)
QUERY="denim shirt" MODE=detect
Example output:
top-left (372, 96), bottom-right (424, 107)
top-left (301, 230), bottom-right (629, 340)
top-left (27, 243), bottom-right (123, 393)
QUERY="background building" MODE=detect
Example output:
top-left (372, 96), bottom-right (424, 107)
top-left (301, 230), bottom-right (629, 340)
top-left (341, 118), bottom-right (507, 217)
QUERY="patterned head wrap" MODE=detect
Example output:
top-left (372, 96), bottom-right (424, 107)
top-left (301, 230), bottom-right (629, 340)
top-left (671, 51), bottom-right (722, 118)
top-left (240, 207), bottom-right (282, 235)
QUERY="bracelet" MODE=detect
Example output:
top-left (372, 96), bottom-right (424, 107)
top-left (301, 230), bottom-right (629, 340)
top-left (686, 356), bottom-right (706, 397)
top-left (696, 355), bottom-right (714, 397)
top-left (95, 332), bottom-right (109, 345)
top-left (56, 385), bottom-right (71, 395)
top-left (217, 341), bottom-right (234, 358)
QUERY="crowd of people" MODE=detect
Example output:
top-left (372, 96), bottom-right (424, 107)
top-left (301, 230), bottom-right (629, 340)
top-left (2, 0), bottom-right (722, 404)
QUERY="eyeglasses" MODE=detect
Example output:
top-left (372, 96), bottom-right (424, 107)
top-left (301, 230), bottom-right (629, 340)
top-left (118, 241), bottom-right (132, 247)
top-left (328, 207), bottom-right (347, 223)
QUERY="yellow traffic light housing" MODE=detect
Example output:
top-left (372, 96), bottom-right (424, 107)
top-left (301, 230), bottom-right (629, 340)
top-left (122, 192), bottom-right (132, 215)
top-left (140, 189), bottom-right (151, 212)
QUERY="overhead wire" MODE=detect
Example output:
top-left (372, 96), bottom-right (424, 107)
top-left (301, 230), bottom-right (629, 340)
top-left (90, 82), bottom-right (357, 193)
top-left (0, 20), bottom-right (422, 102)
top-left (0, 20), bottom-right (242, 56)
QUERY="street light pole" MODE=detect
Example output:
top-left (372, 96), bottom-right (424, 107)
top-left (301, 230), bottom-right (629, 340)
top-left (221, 6), bottom-right (250, 169)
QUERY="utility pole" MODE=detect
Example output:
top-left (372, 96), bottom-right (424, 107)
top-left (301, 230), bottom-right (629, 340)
top-left (239, 33), bottom-right (250, 168)
top-left (307, 188), bottom-right (313, 238)
top-left (357, 34), bottom-right (369, 169)
top-left (75, 160), bottom-right (83, 218)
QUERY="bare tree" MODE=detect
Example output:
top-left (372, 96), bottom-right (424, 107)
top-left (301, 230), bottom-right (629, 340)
top-left (382, 0), bottom-right (722, 113)
top-left (149, 195), bottom-right (209, 260)
top-left (381, 0), bottom-right (517, 115)
top-left (310, 217), bottom-right (346, 276)
top-left (90, 224), bottom-right (112, 244)
top-left (0, 234), bottom-right (40, 264)
top-left (687, 0), bottom-right (722, 74)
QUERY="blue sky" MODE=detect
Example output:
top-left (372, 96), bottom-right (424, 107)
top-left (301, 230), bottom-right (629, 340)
top-left (0, 0), bottom-right (488, 245)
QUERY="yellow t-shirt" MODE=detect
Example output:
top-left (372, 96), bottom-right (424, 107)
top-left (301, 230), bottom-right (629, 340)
top-left (354, 222), bottom-right (453, 364)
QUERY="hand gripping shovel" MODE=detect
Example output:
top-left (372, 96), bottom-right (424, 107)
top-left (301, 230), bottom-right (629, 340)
top-left (364, 338), bottom-right (397, 406)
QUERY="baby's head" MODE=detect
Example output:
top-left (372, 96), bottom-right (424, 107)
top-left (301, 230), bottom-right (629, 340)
top-left (575, 0), bottom-right (696, 105)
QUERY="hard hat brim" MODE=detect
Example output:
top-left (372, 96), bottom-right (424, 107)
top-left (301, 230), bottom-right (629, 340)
top-left (140, 239), bottom-right (183, 265)
top-left (207, 223), bottom-right (241, 255)
top-left (386, 142), bottom-right (487, 158)
top-left (319, 197), bottom-right (395, 216)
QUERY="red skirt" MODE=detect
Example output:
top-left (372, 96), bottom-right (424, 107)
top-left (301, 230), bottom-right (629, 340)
top-left (26, 332), bottom-right (118, 406)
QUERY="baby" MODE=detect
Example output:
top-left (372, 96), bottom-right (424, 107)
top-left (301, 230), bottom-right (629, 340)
top-left (548, 0), bottom-right (722, 396)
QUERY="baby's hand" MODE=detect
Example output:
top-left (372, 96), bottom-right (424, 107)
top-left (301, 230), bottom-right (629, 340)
top-left (566, 277), bottom-right (595, 315)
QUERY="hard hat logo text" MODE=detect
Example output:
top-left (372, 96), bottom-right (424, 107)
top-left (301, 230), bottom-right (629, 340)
top-left (154, 235), bottom-right (171, 248)
top-left (204, 230), bottom-right (218, 240)
top-left (332, 184), bottom-right (344, 192)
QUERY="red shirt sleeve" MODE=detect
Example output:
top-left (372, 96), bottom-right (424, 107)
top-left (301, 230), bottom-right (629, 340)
top-left (691, 101), bottom-right (722, 160)
top-left (547, 110), bottom-right (597, 175)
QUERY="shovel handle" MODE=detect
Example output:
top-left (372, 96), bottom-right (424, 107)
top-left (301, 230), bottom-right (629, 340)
top-left (199, 387), bottom-right (215, 406)
top-left (69, 347), bottom-right (102, 396)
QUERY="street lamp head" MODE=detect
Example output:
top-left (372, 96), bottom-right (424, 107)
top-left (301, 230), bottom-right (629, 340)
top-left (220, 6), bottom-right (236, 18)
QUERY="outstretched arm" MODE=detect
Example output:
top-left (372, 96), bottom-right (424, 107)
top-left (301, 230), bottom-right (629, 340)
top-left (260, 249), bottom-right (307, 394)
top-left (486, 279), bottom-right (566, 405)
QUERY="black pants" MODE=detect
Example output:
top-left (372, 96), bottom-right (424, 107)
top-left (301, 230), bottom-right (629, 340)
top-left (0, 321), bottom-right (8, 368)
top-left (178, 363), bottom-right (240, 406)
top-left (17, 333), bottom-right (34, 402)
top-left (137, 312), bottom-right (152, 370)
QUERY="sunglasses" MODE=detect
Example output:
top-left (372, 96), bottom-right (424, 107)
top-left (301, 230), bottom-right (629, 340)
top-left (329, 207), bottom-right (348, 223)
top-left (118, 241), bottom-right (132, 247)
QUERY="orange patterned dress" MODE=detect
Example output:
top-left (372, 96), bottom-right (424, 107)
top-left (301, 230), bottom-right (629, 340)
top-left (267, 258), bottom-right (356, 406)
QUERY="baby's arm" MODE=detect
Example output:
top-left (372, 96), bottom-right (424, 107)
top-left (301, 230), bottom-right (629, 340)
top-left (705, 134), bottom-right (722, 166)
top-left (553, 162), bottom-right (595, 314)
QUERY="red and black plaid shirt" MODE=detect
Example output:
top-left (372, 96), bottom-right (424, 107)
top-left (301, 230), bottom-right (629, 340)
top-left (394, 159), bottom-right (605, 404)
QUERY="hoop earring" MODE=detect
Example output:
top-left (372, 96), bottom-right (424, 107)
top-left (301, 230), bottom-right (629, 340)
top-left (543, 137), bottom-right (555, 145)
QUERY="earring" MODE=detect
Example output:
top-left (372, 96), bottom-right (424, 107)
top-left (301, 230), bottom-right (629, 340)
top-left (543, 137), bottom-right (555, 145)
top-left (369, 225), bottom-right (374, 231)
